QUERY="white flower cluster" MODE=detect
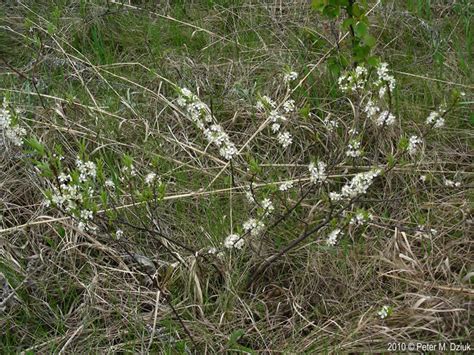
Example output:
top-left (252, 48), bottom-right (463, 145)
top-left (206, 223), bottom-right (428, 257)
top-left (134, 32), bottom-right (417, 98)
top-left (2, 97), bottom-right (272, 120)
top-left (256, 95), bottom-right (276, 111)
top-left (349, 211), bottom-right (373, 226)
top-left (261, 96), bottom-right (296, 149)
top-left (243, 218), bottom-right (266, 237)
top-left (309, 161), bottom-right (327, 184)
top-left (0, 98), bottom-right (26, 147)
top-left (47, 159), bottom-right (97, 231)
top-left (338, 65), bottom-right (368, 92)
top-left (326, 228), bottom-right (341, 246)
top-left (378, 305), bottom-right (390, 319)
top-left (257, 95), bottom-right (295, 149)
top-left (444, 178), bottom-right (461, 187)
top-left (375, 110), bottom-right (396, 127)
top-left (279, 180), bottom-right (294, 192)
top-left (245, 186), bottom-right (256, 203)
top-left (355, 63), bottom-right (397, 127)
top-left (224, 233), bottom-right (244, 250)
top-left (177, 87), bottom-right (237, 160)
top-left (408, 135), bottom-right (423, 155)
top-left (145, 172), bottom-right (157, 185)
top-left (346, 140), bottom-right (362, 158)
top-left (283, 71), bottom-right (298, 83)
top-left (283, 99), bottom-right (295, 113)
top-left (261, 198), bottom-right (274, 213)
top-left (323, 116), bottom-right (339, 131)
top-left (374, 62), bottom-right (396, 98)
top-left (277, 131), bottom-right (293, 148)
top-left (330, 169), bottom-right (381, 201)
top-left (115, 229), bottom-right (124, 239)
top-left (121, 164), bottom-right (137, 177)
top-left (425, 111), bottom-right (445, 128)
top-left (364, 99), bottom-right (380, 119)
top-left (229, 192), bottom-right (276, 250)
top-left (105, 179), bottom-right (115, 188)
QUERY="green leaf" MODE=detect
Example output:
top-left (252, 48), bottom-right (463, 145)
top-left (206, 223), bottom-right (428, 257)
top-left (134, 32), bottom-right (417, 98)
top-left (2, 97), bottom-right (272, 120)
top-left (354, 22), bottom-right (368, 38)
top-left (299, 103), bottom-right (311, 119)
top-left (363, 34), bottom-right (376, 47)
top-left (352, 3), bottom-right (362, 17)
top-left (323, 4), bottom-right (340, 18)
top-left (367, 56), bottom-right (380, 67)
top-left (311, 0), bottom-right (326, 10)
top-left (229, 329), bottom-right (245, 344)
top-left (354, 44), bottom-right (371, 61)
top-left (342, 18), bottom-right (354, 30)
top-left (248, 156), bottom-right (262, 174)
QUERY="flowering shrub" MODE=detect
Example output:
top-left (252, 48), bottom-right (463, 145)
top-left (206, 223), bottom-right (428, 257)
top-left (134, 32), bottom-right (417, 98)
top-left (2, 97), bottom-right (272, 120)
top-left (0, 1), bottom-right (470, 352)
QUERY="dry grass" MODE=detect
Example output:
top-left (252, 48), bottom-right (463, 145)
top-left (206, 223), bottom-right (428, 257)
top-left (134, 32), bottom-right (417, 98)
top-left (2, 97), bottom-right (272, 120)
top-left (1, 0), bottom-right (472, 353)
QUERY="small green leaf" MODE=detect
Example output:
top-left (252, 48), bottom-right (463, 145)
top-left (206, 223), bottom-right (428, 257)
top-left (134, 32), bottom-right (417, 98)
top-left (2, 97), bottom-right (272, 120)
top-left (352, 3), bottom-right (362, 17)
top-left (363, 34), bottom-right (376, 47)
top-left (367, 56), bottom-right (380, 67)
top-left (229, 329), bottom-right (245, 344)
top-left (323, 4), bottom-right (340, 18)
top-left (354, 22), bottom-right (368, 38)
top-left (311, 0), bottom-right (326, 11)
top-left (342, 18), bottom-right (354, 30)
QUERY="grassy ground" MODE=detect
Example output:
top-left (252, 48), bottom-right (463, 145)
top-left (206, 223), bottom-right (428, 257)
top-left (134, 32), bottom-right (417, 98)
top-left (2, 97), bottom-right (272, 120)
top-left (0, 0), bottom-right (472, 353)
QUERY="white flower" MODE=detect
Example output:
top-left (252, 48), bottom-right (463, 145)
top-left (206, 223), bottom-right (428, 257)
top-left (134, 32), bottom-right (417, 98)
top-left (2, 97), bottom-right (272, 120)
top-left (408, 135), bottom-right (422, 155)
top-left (346, 140), bottom-right (362, 158)
top-left (283, 99), bottom-right (295, 113)
top-left (105, 179), bottom-right (115, 187)
top-left (257, 95), bottom-right (276, 111)
top-left (180, 87), bottom-right (193, 99)
top-left (338, 65), bottom-right (367, 92)
top-left (145, 172), bottom-right (157, 185)
top-left (76, 159), bottom-right (97, 182)
top-left (122, 164), bottom-right (137, 177)
top-left (420, 175), bottom-right (427, 182)
top-left (426, 111), bottom-right (445, 128)
top-left (309, 161), bottom-right (327, 184)
top-left (245, 187), bottom-right (255, 203)
top-left (176, 97), bottom-right (187, 107)
top-left (323, 117), bottom-right (339, 131)
top-left (375, 62), bottom-right (396, 93)
top-left (271, 123), bottom-right (281, 132)
top-left (0, 99), bottom-right (26, 147)
top-left (364, 99), bottom-right (379, 118)
top-left (116, 229), bottom-right (124, 239)
top-left (378, 305), bottom-right (390, 319)
top-left (350, 212), bottom-right (373, 226)
top-left (224, 234), bottom-right (244, 249)
top-left (326, 228), bottom-right (341, 246)
top-left (279, 181), bottom-right (294, 191)
top-left (277, 131), bottom-right (293, 148)
top-left (58, 173), bottom-right (70, 183)
top-left (261, 198), bottom-right (274, 213)
top-left (283, 71), bottom-right (298, 83)
top-left (269, 110), bottom-right (285, 123)
top-left (256, 101), bottom-right (265, 111)
top-left (243, 218), bottom-right (257, 232)
top-left (330, 169), bottom-right (381, 201)
top-left (444, 179), bottom-right (461, 187)
top-left (80, 209), bottom-right (93, 220)
top-left (243, 218), bottom-right (265, 236)
top-left (177, 88), bottom-right (237, 160)
top-left (376, 111), bottom-right (396, 126)
top-left (219, 142), bottom-right (238, 160)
